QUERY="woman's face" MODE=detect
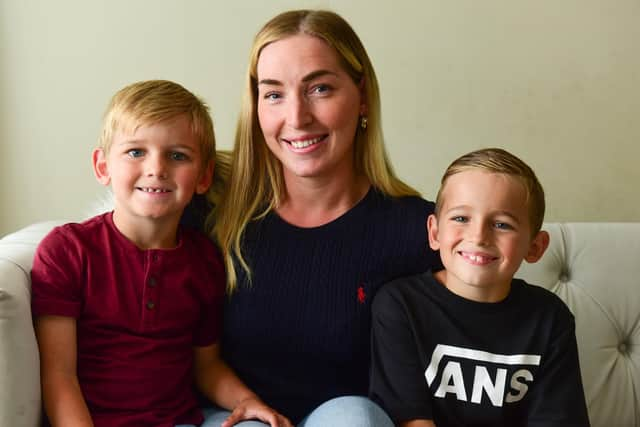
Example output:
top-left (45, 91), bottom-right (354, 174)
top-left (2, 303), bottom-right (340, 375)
top-left (256, 33), bottom-right (365, 183)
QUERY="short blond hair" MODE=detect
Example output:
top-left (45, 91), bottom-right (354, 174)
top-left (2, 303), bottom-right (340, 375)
top-left (99, 80), bottom-right (215, 166)
top-left (435, 148), bottom-right (546, 235)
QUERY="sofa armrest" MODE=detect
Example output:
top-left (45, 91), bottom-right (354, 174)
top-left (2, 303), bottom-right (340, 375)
top-left (0, 221), bottom-right (65, 427)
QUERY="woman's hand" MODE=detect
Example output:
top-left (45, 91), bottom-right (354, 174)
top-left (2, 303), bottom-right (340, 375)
top-left (221, 396), bottom-right (292, 427)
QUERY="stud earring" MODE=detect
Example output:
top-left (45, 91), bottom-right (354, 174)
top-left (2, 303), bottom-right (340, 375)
top-left (360, 115), bottom-right (368, 130)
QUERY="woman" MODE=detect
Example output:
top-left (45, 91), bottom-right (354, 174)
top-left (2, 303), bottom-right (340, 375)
top-left (203, 9), bottom-right (440, 427)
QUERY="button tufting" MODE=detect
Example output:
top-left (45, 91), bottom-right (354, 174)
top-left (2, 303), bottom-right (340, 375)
top-left (618, 343), bottom-right (627, 353)
top-left (559, 272), bottom-right (570, 282)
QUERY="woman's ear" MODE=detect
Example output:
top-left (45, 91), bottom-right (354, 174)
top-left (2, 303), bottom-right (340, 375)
top-left (92, 148), bottom-right (111, 186)
top-left (359, 78), bottom-right (367, 116)
top-left (524, 230), bottom-right (550, 263)
top-left (427, 214), bottom-right (441, 251)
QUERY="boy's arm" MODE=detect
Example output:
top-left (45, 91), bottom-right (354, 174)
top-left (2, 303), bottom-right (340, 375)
top-left (35, 315), bottom-right (94, 427)
top-left (194, 343), bottom-right (292, 427)
top-left (527, 314), bottom-right (591, 427)
top-left (370, 283), bottom-right (435, 425)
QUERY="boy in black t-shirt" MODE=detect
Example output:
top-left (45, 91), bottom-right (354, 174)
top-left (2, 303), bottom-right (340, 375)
top-left (370, 148), bottom-right (590, 427)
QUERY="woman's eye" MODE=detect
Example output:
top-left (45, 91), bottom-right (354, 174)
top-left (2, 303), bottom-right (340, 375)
top-left (127, 149), bottom-right (144, 158)
top-left (264, 92), bottom-right (282, 101)
top-left (170, 152), bottom-right (188, 161)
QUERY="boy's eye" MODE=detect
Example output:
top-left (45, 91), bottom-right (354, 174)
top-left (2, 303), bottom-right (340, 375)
top-left (127, 149), bottom-right (144, 158)
top-left (310, 84), bottom-right (331, 95)
top-left (170, 152), bottom-right (188, 161)
top-left (451, 216), bottom-right (468, 223)
top-left (494, 222), bottom-right (513, 230)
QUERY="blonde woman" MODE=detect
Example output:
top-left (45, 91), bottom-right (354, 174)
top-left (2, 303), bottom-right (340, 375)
top-left (201, 10), bottom-right (440, 427)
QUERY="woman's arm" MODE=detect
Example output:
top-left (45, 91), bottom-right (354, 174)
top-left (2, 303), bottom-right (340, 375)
top-left (194, 343), bottom-right (292, 427)
top-left (35, 315), bottom-right (94, 427)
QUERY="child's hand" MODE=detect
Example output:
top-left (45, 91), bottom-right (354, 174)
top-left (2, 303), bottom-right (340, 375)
top-left (221, 396), bottom-right (292, 427)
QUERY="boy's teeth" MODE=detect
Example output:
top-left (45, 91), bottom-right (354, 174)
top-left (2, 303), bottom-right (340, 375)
top-left (290, 136), bottom-right (323, 149)
top-left (141, 187), bottom-right (168, 193)
top-left (461, 252), bottom-right (493, 263)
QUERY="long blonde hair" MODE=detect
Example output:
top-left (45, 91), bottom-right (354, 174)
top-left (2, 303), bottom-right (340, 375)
top-left (212, 9), bottom-right (419, 292)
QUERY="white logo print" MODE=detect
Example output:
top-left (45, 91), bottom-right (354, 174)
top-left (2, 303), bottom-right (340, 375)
top-left (425, 344), bottom-right (541, 407)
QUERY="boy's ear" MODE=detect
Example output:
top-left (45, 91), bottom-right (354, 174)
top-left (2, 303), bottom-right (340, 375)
top-left (427, 214), bottom-right (441, 251)
top-left (92, 148), bottom-right (111, 186)
top-left (524, 230), bottom-right (550, 263)
top-left (195, 159), bottom-right (214, 195)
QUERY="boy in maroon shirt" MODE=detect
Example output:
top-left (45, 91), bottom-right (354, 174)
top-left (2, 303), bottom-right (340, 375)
top-left (31, 80), bottom-right (290, 427)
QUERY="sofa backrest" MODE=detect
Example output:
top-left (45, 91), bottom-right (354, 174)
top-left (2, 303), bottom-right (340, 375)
top-left (516, 223), bottom-right (640, 427)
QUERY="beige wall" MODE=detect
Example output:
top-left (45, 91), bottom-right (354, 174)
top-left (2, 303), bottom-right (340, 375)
top-left (1, 0), bottom-right (639, 236)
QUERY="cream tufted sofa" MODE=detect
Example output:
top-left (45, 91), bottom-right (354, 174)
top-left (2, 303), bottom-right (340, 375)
top-left (1, 221), bottom-right (639, 426)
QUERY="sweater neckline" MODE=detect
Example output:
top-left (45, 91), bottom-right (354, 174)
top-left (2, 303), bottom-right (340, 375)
top-left (270, 186), bottom-right (376, 232)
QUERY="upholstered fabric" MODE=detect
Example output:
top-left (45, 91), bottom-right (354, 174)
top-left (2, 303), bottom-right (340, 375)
top-left (1, 221), bottom-right (638, 427)
top-left (0, 221), bottom-right (62, 427)
top-left (516, 223), bottom-right (640, 427)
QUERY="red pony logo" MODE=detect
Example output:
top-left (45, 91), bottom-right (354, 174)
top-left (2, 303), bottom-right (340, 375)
top-left (357, 286), bottom-right (366, 304)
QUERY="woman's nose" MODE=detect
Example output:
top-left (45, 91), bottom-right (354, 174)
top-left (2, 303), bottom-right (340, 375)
top-left (286, 93), bottom-right (312, 128)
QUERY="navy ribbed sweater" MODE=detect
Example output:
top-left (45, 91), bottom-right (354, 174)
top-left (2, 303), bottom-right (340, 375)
top-left (219, 189), bottom-right (440, 422)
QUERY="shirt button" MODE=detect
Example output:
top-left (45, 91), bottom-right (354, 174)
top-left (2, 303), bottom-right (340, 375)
top-left (148, 277), bottom-right (157, 287)
top-left (146, 300), bottom-right (155, 310)
top-left (152, 254), bottom-right (159, 262)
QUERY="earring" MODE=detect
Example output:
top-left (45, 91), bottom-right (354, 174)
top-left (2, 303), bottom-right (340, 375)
top-left (360, 115), bottom-right (368, 130)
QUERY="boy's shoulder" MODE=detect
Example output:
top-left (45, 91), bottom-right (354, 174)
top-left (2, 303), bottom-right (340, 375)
top-left (512, 278), bottom-right (571, 307)
top-left (52, 212), bottom-right (110, 232)
top-left (39, 212), bottom-right (113, 248)
top-left (373, 272), bottom-right (435, 313)
top-left (511, 278), bottom-right (575, 321)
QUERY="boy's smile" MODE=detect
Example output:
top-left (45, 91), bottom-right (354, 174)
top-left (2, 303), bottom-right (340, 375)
top-left (458, 250), bottom-right (499, 265)
top-left (428, 169), bottom-right (548, 302)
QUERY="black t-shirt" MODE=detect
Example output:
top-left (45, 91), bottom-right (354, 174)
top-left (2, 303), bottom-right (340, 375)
top-left (370, 272), bottom-right (590, 427)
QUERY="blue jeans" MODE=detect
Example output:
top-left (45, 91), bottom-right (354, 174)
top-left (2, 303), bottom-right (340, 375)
top-left (200, 395), bottom-right (393, 427)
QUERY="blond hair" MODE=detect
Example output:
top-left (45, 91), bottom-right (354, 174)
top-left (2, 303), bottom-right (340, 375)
top-left (212, 9), bottom-right (419, 292)
top-left (435, 148), bottom-right (546, 235)
top-left (99, 80), bottom-right (216, 167)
